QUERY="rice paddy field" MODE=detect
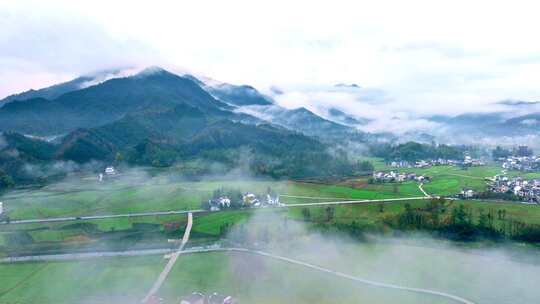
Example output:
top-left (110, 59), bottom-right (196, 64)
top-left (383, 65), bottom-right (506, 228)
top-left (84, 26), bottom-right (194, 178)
top-left (0, 171), bottom-right (423, 221)
top-left (2, 160), bottom-right (536, 222)
top-left (1, 237), bottom-right (539, 304)
top-left (385, 163), bottom-right (540, 196)
top-left (2, 162), bottom-right (540, 304)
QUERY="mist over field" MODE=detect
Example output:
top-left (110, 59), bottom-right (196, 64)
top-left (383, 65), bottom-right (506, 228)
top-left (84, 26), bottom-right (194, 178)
top-left (222, 210), bottom-right (540, 304)
top-left (3, 1), bottom-right (540, 303)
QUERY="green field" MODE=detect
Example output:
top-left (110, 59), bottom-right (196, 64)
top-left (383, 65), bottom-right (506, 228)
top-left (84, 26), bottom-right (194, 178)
top-left (2, 165), bottom-right (540, 304)
top-left (1, 239), bottom-right (539, 304)
top-left (3, 194), bottom-right (540, 258)
top-left (0, 252), bottom-right (454, 304)
top-left (5, 161), bottom-right (535, 221)
top-left (366, 162), bottom-right (537, 196)
top-left (0, 173), bottom-right (424, 220)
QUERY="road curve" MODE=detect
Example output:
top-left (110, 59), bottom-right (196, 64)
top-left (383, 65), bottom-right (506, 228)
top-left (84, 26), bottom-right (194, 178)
top-left (1, 245), bottom-right (475, 304)
top-left (418, 183), bottom-right (431, 198)
top-left (181, 248), bottom-right (476, 304)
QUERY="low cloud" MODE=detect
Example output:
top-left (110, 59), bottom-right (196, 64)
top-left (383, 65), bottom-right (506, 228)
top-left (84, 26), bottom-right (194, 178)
top-left (221, 210), bottom-right (540, 304)
top-left (0, 2), bottom-right (161, 98)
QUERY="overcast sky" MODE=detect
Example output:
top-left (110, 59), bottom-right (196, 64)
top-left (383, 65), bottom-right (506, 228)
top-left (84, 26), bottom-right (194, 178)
top-left (2, 0), bottom-right (540, 124)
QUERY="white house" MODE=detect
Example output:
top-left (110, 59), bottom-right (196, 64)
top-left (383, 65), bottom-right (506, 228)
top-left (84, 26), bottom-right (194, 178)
top-left (104, 166), bottom-right (116, 175)
top-left (217, 197), bottom-right (231, 208)
top-left (266, 194), bottom-right (281, 206)
top-left (460, 189), bottom-right (475, 198)
top-left (243, 193), bottom-right (260, 206)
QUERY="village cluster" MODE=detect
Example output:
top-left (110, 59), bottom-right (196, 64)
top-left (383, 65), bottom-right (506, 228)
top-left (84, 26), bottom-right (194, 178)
top-left (206, 192), bottom-right (281, 211)
top-left (372, 171), bottom-right (430, 183)
top-left (487, 175), bottom-right (540, 203)
top-left (389, 156), bottom-right (485, 169)
top-left (500, 155), bottom-right (540, 172)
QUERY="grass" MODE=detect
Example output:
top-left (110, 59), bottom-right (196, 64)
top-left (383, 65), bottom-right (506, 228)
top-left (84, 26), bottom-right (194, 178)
top-left (0, 174), bottom-right (423, 220)
top-left (385, 163), bottom-right (540, 196)
top-left (2, 241), bottom-right (539, 304)
top-left (3, 196), bottom-right (540, 256)
top-left (0, 257), bottom-right (163, 304)
top-left (0, 252), bottom-right (456, 304)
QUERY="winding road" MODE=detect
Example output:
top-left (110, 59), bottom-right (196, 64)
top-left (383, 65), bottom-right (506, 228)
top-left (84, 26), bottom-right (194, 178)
top-left (184, 248), bottom-right (477, 304)
top-left (0, 245), bottom-right (476, 304)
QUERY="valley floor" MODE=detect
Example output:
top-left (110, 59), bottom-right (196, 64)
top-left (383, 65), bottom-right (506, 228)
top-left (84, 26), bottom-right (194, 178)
top-left (1, 162), bottom-right (540, 303)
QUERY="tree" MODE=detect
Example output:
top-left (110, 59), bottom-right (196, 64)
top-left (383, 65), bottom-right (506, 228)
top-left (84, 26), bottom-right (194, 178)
top-left (477, 208), bottom-right (489, 228)
top-left (358, 161), bottom-right (374, 173)
top-left (451, 205), bottom-right (469, 225)
top-left (379, 203), bottom-right (385, 213)
top-left (492, 146), bottom-right (511, 159)
top-left (0, 170), bottom-right (14, 190)
top-left (325, 206), bottom-right (335, 222)
top-left (301, 208), bottom-right (311, 221)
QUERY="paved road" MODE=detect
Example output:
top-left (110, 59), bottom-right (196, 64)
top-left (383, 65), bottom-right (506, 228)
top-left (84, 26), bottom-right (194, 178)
top-left (418, 183), bottom-right (431, 198)
top-left (280, 194), bottom-right (360, 200)
top-left (0, 248), bottom-right (175, 263)
top-left (0, 209), bottom-right (204, 225)
top-left (0, 245), bottom-right (476, 304)
top-left (141, 212), bottom-right (193, 303)
top-left (192, 248), bottom-right (476, 304)
top-left (283, 196), bottom-right (432, 208)
top-left (0, 196), bottom-right (434, 225)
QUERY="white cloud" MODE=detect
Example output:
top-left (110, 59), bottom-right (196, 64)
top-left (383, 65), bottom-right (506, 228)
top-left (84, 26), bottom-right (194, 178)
top-left (2, 0), bottom-right (540, 122)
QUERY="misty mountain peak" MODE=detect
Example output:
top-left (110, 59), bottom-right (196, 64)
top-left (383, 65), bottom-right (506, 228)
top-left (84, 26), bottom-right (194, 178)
top-left (135, 66), bottom-right (172, 78)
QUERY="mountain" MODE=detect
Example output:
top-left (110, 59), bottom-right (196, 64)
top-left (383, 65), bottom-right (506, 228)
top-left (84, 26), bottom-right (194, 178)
top-left (50, 103), bottom-right (342, 177)
top-left (0, 132), bottom-right (60, 186)
top-left (235, 104), bottom-right (363, 141)
top-left (326, 108), bottom-right (370, 126)
top-left (0, 69), bottom-right (125, 106)
top-left (0, 68), bottom-right (230, 135)
top-left (428, 111), bottom-right (540, 137)
top-left (183, 76), bottom-right (363, 140)
top-left (193, 77), bottom-right (273, 106)
top-left (0, 67), bottom-right (364, 187)
top-left (267, 107), bottom-right (352, 137)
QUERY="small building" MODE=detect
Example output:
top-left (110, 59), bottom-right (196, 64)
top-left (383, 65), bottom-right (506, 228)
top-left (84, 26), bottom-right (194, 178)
top-left (180, 292), bottom-right (205, 304)
top-left (208, 196), bottom-right (232, 211)
top-left (208, 293), bottom-right (236, 304)
top-left (266, 194), bottom-right (281, 206)
top-left (460, 189), bottom-right (475, 199)
top-left (104, 166), bottom-right (117, 175)
top-left (179, 292), bottom-right (236, 304)
top-left (243, 193), bottom-right (260, 206)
